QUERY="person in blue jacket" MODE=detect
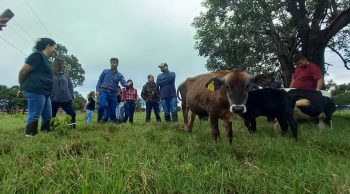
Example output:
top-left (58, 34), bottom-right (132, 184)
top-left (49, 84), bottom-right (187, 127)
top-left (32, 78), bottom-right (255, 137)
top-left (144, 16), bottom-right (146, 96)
top-left (156, 63), bottom-right (178, 122)
top-left (96, 58), bottom-right (128, 122)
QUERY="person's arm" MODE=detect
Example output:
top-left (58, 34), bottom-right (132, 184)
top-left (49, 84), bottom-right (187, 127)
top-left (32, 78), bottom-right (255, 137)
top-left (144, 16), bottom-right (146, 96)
top-left (119, 74), bottom-right (128, 88)
top-left (85, 101), bottom-right (90, 110)
top-left (156, 72), bottom-right (175, 86)
top-left (156, 87), bottom-right (160, 102)
top-left (133, 89), bottom-right (138, 102)
top-left (18, 64), bottom-right (33, 85)
top-left (316, 77), bottom-right (324, 90)
top-left (0, 17), bottom-right (9, 31)
top-left (289, 75), bottom-right (295, 88)
top-left (68, 76), bottom-right (74, 99)
top-left (311, 63), bottom-right (324, 90)
top-left (96, 70), bottom-right (106, 92)
top-left (141, 85), bottom-right (146, 101)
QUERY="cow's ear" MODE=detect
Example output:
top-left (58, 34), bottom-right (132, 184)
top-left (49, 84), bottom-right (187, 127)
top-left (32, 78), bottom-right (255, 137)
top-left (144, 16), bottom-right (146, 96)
top-left (205, 78), bottom-right (225, 91)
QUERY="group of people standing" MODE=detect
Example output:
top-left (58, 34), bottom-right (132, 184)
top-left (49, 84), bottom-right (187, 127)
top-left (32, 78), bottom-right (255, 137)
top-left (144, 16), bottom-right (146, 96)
top-left (18, 38), bottom-right (179, 137)
top-left (92, 58), bottom-right (178, 125)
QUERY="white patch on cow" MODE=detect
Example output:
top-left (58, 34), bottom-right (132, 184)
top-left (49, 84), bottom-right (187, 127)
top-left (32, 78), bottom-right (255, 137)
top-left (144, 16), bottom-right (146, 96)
top-left (294, 107), bottom-right (311, 120)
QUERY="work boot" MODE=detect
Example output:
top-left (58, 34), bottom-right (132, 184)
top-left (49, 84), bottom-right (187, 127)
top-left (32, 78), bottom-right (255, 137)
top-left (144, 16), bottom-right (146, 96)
top-left (41, 121), bottom-right (52, 132)
top-left (172, 112), bottom-right (178, 122)
top-left (26, 120), bottom-right (38, 137)
top-left (164, 114), bottom-right (171, 122)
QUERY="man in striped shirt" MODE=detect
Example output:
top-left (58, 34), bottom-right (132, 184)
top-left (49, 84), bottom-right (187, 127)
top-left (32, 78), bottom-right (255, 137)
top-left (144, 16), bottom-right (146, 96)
top-left (121, 79), bottom-right (138, 124)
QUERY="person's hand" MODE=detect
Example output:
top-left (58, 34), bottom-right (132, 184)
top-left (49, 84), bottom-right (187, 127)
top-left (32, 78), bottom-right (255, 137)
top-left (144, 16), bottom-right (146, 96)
top-left (16, 90), bottom-right (23, 97)
top-left (95, 91), bottom-right (99, 96)
top-left (0, 17), bottom-right (9, 31)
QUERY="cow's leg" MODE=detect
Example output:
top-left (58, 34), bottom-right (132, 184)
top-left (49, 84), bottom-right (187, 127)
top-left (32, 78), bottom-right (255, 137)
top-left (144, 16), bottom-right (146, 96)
top-left (250, 118), bottom-right (257, 133)
top-left (287, 113), bottom-right (298, 140)
top-left (277, 117), bottom-right (288, 136)
top-left (223, 121), bottom-right (233, 144)
top-left (244, 118), bottom-right (252, 132)
top-left (324, 111), bottom-right (333, 128)
top-left (188, 111), bottom-right (196, 132)
top-left (210, 116), bottom-right (220, 142)
top-left (182, 104), bottom-right (189, 131)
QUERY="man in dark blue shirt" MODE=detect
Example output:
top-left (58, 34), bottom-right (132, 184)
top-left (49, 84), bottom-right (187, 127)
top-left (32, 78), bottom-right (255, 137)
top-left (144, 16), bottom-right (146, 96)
top-left (96, 58), bottom-right (128, 122)
top-left (156, 63), bottom-right (178, 122)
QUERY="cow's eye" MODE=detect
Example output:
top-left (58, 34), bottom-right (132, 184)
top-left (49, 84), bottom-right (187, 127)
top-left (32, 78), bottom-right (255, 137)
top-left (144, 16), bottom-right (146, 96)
top-left (226, 85), bottom-right (230, 90)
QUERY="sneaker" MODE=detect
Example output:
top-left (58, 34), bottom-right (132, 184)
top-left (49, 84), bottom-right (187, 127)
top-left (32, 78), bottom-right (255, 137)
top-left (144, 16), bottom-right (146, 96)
top-left (25, 134), bottom-right (36, 138)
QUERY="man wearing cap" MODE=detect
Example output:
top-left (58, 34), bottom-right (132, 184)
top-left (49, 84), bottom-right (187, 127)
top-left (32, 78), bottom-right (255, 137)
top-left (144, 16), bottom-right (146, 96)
top-left (156, 63), bottom-right (178, 122)
top-left (96, 58), bottom-right (128, 123)
top-left (290, 54), bottom-right (324, 90)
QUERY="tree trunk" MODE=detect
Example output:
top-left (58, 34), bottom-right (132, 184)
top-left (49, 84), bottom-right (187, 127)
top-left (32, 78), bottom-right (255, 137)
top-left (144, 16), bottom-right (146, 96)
top-left (278, 54), bottom-right (294, 87)
top-left (308, 47), bottom-right (326, 73)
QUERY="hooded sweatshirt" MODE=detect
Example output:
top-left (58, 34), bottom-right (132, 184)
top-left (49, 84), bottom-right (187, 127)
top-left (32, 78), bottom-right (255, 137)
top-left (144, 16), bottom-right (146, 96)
top-left (51, 72), bottom-right (74, 103)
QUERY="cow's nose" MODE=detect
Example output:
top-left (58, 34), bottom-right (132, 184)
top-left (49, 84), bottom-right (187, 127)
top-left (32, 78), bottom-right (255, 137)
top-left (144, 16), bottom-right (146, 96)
top-left (230, 105), bottom-right (247, 113)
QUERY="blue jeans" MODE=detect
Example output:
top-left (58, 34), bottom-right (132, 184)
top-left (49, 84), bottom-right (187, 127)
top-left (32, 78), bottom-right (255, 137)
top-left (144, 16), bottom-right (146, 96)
top-left (146, 102), bottom-right (161, 122)
top-left (116, 102), bottom-right (125, 121)
top-left (24, 91), bottom-right (52, 131)
top-left (86, 109), bottom-right (93, 124)
top-left (123, 101), bottom-right (136, 123)
top-left (161, 96), bottom-right (178, 122)
top-left (99, 91), bottom-right (117, 122)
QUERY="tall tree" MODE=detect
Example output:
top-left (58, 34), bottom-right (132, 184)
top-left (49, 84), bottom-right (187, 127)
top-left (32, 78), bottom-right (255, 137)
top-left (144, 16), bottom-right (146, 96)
top-left (193, 0), bottom-right (350, 86)
top-left (53, 44), bottom-right (85, 87)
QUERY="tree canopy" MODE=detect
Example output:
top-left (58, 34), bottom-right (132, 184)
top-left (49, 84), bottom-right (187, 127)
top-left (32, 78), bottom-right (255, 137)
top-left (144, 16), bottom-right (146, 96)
top-left (193, 0), bottom-right (350, 86)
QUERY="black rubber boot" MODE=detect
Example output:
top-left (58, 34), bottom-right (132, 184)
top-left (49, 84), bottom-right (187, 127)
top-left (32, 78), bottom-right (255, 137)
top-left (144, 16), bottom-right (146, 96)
top-left (164, 114), bottom-right (171, 122)
top-left (171, 112), bottom-right (178, 122)
top-left (26, 120), bottom-right (38, 136)
top-left (41, 121), bottom-right (52, 132)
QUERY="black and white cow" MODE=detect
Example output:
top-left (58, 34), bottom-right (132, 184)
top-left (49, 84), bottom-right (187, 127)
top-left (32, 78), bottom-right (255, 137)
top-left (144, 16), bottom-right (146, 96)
top-left (237, 88), bottom-right (298, 139)
top-left (287, 89), bottom-right (336, 129)
top-left (251, 73), bottom-right (336, 129)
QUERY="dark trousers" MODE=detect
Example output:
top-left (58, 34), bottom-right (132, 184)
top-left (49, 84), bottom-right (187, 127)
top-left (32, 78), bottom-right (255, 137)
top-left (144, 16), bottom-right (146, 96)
top-left (145, 102), bottom-right (161, 122)
top-left (51, 101), bottom-right (76, 127)
top-left (97, 105), bottom-right (104, 123)
top-left (123, 101), bottom-right (136, 123)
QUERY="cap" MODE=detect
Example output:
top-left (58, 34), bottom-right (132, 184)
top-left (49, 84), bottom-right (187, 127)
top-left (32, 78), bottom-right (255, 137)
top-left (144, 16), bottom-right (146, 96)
top-left (158, 63), bottom-right (168, 68)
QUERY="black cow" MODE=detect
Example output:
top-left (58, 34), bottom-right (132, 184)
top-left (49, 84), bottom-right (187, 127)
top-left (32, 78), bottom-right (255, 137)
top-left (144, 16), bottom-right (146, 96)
top-left (237, 88), bottom-right (298, 139)
top-left (287, 89), bottom-right (336, 128)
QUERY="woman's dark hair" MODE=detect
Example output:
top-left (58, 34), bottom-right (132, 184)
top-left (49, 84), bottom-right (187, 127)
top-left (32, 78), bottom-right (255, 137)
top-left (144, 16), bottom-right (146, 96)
top-left (53, 58), bottom-right (65, 74)
top-left (34, 38), bottom-right (56, 51)
top-left (88, 91), bottom-right (95, 98)
top-left (147, 75), bottom-right (153, 79)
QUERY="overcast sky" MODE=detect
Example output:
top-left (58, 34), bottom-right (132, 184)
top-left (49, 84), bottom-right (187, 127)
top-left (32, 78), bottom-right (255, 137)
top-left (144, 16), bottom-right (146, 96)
top-left (0, 0), bottom-right (349, 97)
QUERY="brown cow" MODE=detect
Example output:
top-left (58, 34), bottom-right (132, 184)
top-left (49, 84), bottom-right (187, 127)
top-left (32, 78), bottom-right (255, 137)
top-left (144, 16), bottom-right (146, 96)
top-left (177, 70), bottom-right (251, 143)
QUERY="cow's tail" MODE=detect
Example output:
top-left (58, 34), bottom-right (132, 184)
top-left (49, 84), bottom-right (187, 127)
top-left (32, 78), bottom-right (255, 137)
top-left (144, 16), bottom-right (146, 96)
top-left (177, 82), bottom-right (184, 101)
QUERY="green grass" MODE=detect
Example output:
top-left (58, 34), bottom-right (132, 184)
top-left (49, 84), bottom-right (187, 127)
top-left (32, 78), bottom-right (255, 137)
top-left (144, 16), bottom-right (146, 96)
top-left (0, 112), bottom-right (349, 193)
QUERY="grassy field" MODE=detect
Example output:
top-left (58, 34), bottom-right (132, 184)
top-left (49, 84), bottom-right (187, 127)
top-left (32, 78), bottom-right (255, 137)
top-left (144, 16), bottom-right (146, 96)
top-left (0, 111), bottom-right (349, 193)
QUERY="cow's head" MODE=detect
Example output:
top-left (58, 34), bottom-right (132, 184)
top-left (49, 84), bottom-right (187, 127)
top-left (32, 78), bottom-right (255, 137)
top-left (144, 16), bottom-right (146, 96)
top-left (205, 70), bottom-right (251, 114)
